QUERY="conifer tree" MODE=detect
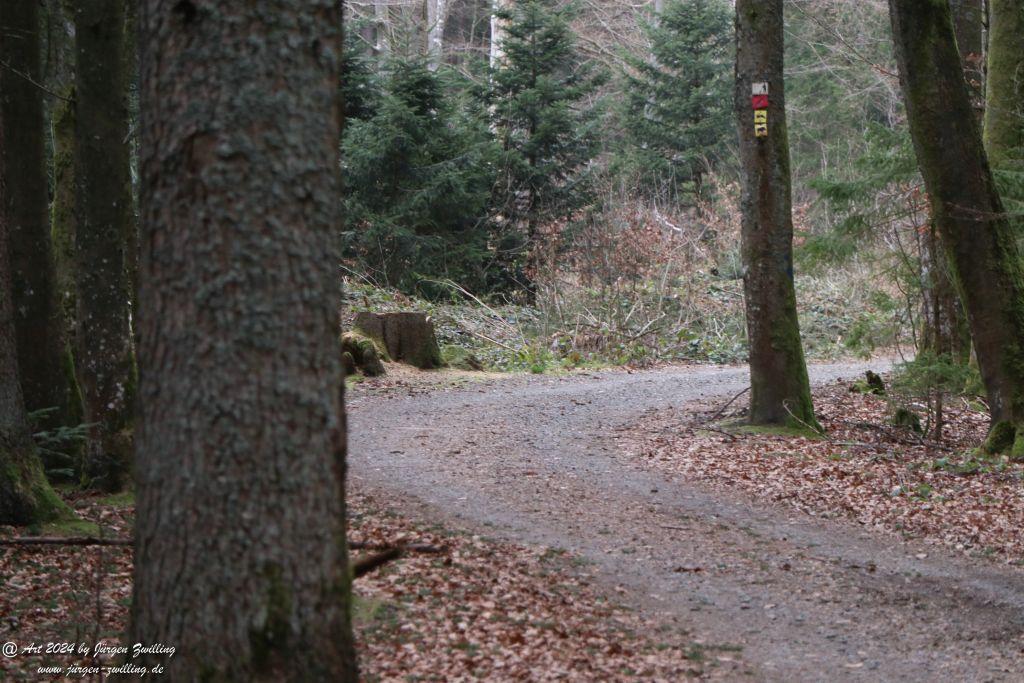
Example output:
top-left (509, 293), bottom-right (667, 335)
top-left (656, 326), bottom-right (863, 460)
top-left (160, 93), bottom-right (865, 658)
top-left (487, 0), bottom-right (603, 294)
top-left (621, 0), bottom-right (732, 206)
top-left (342, 60), bottom-right (498, 295)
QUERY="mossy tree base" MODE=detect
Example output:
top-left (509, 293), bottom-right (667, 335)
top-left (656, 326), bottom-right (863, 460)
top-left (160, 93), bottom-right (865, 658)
top-left (980, 421), bottom-right (1024, 461)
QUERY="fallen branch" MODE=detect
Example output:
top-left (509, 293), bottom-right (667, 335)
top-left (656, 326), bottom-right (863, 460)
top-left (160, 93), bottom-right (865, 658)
top-left (705, 386), bottom-right (749, 424)
top-left (353, 547), bottom-right (404, 579)
top-left (349, 541), bottom-right (445, 554)
top-left (0, 536), bottom-right (131, 547)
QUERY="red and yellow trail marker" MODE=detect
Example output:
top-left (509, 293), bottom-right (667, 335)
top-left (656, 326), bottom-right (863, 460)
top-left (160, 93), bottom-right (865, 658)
top-left (752, 82), bottom-right (769, 138)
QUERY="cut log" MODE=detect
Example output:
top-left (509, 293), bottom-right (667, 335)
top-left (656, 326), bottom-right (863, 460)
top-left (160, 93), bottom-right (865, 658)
top-left (354, 312), bottom-right (442, 370)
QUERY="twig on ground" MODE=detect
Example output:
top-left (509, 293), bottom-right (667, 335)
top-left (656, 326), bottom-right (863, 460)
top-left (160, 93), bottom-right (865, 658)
top-left (705, 386), bottom-right (750, 424)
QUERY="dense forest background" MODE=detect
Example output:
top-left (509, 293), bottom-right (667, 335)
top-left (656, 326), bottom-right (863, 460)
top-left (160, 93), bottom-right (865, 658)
top-left (339, 0), bottom-right (1015, 379)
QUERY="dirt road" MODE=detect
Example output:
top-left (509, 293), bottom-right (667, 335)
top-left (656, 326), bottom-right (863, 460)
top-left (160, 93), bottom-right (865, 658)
top-left (348, 363), bottom-right (1024, 682)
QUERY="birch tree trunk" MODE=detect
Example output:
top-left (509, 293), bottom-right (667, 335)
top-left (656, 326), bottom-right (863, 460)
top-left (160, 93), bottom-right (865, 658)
top-left (889, 0), bottom-right (1024, 457)
top-left (72, 0), bottom-right (136, 491)
top-left (426, 0), bottom-right (449, 69)
top-left (131, 2), bottom-right (358, 679)
top-left (490, 0), bottom-right (510, 68)
top-left (734, 0), bottom-right (818, 429)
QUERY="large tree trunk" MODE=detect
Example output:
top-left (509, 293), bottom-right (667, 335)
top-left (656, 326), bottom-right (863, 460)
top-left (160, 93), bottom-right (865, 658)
top-left (0, 0), bottom-right (78, 428)
top-left (983, 0), bottom-right (1024, 222)
top-left (131, 2), bottom-right (357, 680)
top-left (734, 0), bottom-right (818, 429)
top-left (0, 107), bottom-right (72, 526)
top-left (73, 0), bottom-right (136, 491)
top-left (889, 0), bottom-right (1024, 457)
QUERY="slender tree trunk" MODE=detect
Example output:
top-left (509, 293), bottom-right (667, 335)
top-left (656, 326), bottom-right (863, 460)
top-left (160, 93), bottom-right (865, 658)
top-left (0, 0), bottom-right (77, 427)
top-left (983, 0), bottom-right (1024, 221)
top-left (72, 0), bottom-right (137, 491)
top-left (0, 108), bottom-right (72, 526)
top-left (889, 0), bottom-right (1024, 457)
top-left (950, 0), bottom-right (986, 112)
top-left (426, 0), bottom-right (449, 69)
top-left (375, 0), bottom-right (390, 55)
top-left (131, 2), bottom-right (357, 679)
top-left (734, 0), bottom-right (817, 429)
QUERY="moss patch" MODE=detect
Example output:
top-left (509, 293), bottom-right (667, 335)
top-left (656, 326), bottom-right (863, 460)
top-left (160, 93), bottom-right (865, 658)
top-left (97, 490), bottom-right (135, 508)
top-left (441, 345), bottom-right (484, 371)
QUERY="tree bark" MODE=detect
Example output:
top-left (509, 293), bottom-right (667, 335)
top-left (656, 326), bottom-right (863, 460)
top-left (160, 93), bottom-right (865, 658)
top-left (73, 0), bottom-right (137, 491)
top-left (131, 2), bottom-right (357, 680)
top-left (889, 0), bottom-right (1024, 456)
top-left (0, 105), bottom-right (73, 526)
top-left (426, 0), bottom-right (450, 69)
top-left (949, 0), bottom-right (985, 112)
top-left (983, 1), bottom-right (1024, 170)
top-left (734, 0), bottom-right (818, 429)
top-left (0, 0), bottom-right (78, 427)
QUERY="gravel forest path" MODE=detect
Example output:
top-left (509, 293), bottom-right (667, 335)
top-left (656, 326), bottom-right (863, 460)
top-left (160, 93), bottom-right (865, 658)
top-left (348, 362), bottom-right (1024, 682)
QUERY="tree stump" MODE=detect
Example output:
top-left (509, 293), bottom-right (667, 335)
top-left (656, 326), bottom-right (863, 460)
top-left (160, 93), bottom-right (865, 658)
top-left (341, 332), bottom-right (385, 377)
top-left (353, 312), bottom-right (442, 369)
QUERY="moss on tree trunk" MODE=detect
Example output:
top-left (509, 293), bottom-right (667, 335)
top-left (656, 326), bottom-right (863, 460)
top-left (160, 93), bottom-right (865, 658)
top-left (131, 2), bottom-right (357, 679)
top-left (890, 0), bottom-right (1024, 456)
top-left (0, 110), bottom-right (73, 526)
top-left (983, 0), bottom-right (1024, 168)
top-left (983, 0), bottom-right (1024, 224)
top-left (734, 0), bottom-right (818, 430)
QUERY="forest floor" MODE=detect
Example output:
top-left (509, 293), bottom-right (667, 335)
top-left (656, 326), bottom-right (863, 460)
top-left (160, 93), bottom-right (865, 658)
top-left (3, 361), bottom-right (1024, 681)
top-left (347, 360), bottom-right (1024, 682)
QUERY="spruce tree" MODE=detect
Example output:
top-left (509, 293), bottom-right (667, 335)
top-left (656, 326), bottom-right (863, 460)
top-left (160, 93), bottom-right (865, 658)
top-left (487, 0), bottom-right (603, 293)
top-left (342, 60), bottom-right (498, 295)
top-left (620, 0), bottom-right (732, 206)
